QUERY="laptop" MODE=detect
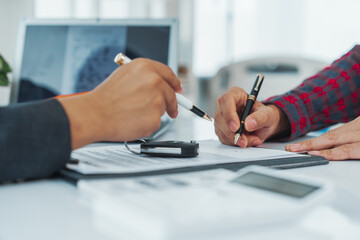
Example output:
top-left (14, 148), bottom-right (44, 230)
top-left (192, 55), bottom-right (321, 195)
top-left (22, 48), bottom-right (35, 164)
top-left (11, 18), bottom-right (178, 102)
top-left (11, 18), bottom-right (179, 139)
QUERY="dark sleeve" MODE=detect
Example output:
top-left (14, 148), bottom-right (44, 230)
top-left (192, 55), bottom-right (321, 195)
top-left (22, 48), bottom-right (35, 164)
top-left (263, 45), bottom-right (360, 140)
top-left (0, 99), bottom-right (71, 183)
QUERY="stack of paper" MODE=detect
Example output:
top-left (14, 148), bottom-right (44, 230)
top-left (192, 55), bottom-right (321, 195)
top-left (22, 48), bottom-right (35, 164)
top-left (67, 140), bottom-right (304, 175)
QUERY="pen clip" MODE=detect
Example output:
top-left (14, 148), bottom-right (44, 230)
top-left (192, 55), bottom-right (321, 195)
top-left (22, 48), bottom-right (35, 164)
top-left (254, 74), bottom-right (264, 91)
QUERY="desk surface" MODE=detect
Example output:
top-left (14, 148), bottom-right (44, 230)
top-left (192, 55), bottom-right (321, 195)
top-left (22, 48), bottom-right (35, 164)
top-left (1, 109), bottom-right (360, 240)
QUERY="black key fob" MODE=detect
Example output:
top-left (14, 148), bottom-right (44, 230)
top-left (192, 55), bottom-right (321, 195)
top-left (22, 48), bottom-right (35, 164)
top-left (140, 141), bottom-right (199, 158)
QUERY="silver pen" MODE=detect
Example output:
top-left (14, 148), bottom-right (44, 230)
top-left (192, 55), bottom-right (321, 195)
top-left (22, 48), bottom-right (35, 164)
top-left (114, 53), bottom-right (212, 121)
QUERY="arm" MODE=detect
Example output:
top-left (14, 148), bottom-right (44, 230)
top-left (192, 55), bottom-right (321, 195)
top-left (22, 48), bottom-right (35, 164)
top-left (0, 58), bottom-right (181, 182)
top-left (264, 45), bottom-right (360, 140)
top-left (276, 46), bottom-right (360, 160)
top-left (214, 45), bottom-right (360, 151)
top-left (0, 99), bottom-right (71, 182)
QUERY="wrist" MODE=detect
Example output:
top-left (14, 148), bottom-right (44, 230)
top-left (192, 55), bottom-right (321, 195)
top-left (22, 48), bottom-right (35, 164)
top-left (268, 104), bottom-right (291, 138)
top-left (58, 92), bottom-right (105, 149)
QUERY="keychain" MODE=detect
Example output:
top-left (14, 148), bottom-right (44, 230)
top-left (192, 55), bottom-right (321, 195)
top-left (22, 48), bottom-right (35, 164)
top-left (125, 140), bottom-right (199, 158)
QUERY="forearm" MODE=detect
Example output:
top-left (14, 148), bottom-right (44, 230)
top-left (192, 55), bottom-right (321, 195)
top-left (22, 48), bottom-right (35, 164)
top-left (264, 45), bottom-right (360, 140)
top-left (0, 99), bottom-right (71, 182)
top-left (266, 104), bottom-right (291, 140)
top-left (57, 92), bottom-right (105, 150)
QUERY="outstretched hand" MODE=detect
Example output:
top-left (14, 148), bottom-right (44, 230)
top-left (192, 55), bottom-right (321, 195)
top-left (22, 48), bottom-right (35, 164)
top-left (286, 117), bottom-right (360, 160)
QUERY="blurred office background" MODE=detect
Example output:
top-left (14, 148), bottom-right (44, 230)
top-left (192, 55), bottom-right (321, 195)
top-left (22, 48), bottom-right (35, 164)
top-left (1, 0), bottom-right (360, 112)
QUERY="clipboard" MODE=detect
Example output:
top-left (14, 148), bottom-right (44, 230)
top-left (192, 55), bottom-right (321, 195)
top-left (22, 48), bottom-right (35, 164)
top-left (60, 155), bottom-right (328, 184)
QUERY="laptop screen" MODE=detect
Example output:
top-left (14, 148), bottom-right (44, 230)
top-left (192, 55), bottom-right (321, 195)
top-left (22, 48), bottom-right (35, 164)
top-left (12, 19), bottom-right (178, 103)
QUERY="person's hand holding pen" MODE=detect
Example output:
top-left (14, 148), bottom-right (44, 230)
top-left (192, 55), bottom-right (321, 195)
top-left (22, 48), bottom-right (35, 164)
top-left (58, 58), bottom-right (182, 149)
top-left (214, 78), bottom-right (291, 148)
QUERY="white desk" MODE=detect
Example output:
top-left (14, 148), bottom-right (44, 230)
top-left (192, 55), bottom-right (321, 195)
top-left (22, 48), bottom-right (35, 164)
top-left (1, 109), bottom-right (360, 240)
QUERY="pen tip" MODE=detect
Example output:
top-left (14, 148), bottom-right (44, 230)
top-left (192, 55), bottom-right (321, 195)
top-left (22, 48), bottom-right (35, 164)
top-left (234, 133), bottom-right (241, 145)
top-left (203, 114), bottom-right (212, 121)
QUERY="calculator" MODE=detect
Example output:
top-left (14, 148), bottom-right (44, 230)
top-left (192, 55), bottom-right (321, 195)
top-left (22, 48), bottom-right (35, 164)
top-left (79, 166), bottom-right (332, 239)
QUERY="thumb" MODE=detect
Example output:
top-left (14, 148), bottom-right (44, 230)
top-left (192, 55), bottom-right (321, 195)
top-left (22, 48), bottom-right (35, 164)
top-left (244, 107), bottom-right (271, 132)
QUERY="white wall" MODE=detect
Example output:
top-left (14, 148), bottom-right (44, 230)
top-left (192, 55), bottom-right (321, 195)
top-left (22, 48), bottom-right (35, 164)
top-left (193, 0), bottom-right (360, 77)
top-left (0, 0), bottom-right (34, 66)
top-left (3, 0), bottom-right (360, 79)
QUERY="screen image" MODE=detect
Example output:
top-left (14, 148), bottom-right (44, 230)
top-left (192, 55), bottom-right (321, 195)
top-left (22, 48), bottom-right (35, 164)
top-left (231, 171), bottom-right (319, 199)
top-left (18, 25), bottom-right (170, 102)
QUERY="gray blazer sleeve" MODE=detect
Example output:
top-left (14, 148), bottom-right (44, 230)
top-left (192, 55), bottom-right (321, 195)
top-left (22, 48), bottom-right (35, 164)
top-left (0, 99), bottom-right (71, 183)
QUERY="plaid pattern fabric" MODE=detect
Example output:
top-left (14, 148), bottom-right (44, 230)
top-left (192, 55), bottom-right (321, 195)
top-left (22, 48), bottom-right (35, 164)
top-left (263, 45), bottom-right (360, 140)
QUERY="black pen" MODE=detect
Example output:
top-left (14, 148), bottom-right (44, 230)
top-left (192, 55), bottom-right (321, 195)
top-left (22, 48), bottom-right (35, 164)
top-left (234, 74), bottom-right (265, 145)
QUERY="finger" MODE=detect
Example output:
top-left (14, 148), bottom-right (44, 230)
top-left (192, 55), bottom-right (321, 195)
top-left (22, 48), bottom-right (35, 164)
top-left (308, 142), bottom-right (360, 161)
top-left (244, 103), bottom-right (272, 132)
top-left (216, 87), bottom-right (248, 132)
top-left (245, 134), bottom-right (263, 147)
top-left (286, 127), bottom-right (360, 152)
top-left (140, 107), bottom-right (163, 137)
top-left (158, 81), bottom-right (178, 118)
top-left (236, 133), bottom-right (249, 148)
top-left (214, 115), bottom-right (236, 145)
top-left (215, 127), bottom-right (236, 146)
top-left (149, 59), bottom-right (182, 93)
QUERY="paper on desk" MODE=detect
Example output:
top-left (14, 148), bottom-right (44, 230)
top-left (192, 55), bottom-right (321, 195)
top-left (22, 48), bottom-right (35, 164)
top-left (67, 140), bottom-right (305, 175)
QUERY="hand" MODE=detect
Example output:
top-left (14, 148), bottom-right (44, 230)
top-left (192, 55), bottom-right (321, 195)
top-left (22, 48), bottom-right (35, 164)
top-left (59, 58), bottom-right (182, 149)
top-left (214, 87), bottom-right (290, 147)
top-left (285, 117), bottom-right (360, 160)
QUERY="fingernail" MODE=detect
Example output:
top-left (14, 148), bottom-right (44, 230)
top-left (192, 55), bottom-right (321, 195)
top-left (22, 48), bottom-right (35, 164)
top-left (230, 121), bottom-right (238, 132)
top-left (245, 118), bottom-right (257, 131)
top-left (238, 139), bottom-right (246, 148)
top-left (253, 139), bottom-right (261, 146)
top-left (308, 151), bottom-right (321, 156)
top-left (173, 111), bottom-right (178, 118)
top-left (288, 144), bottom-right (301, 152)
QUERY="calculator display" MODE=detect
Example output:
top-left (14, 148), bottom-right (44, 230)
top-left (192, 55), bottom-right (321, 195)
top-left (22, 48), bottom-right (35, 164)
top-left (232, 171), bottom-right (319, 199)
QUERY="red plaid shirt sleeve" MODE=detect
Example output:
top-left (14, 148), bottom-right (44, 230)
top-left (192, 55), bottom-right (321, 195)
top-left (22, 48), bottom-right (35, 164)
top-left (263, 45), bottom-right (360, 140)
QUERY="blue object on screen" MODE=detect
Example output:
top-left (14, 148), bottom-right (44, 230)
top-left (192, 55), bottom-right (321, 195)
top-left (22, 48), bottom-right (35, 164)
top-left (12, 19), bottom-right (177, 103)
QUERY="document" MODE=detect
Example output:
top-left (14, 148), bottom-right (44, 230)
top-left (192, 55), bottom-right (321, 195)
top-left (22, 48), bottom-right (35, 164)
top-left (67, 140), bottom-right (305, 175)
